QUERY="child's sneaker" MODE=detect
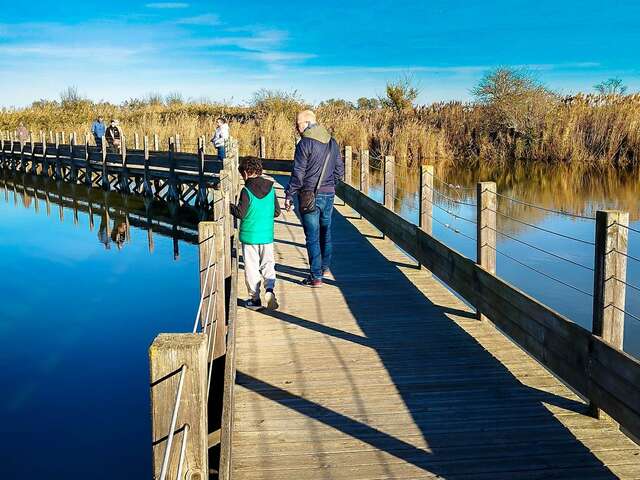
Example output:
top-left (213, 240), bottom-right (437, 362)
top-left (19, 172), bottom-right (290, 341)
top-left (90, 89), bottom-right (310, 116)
top-left (245, 298), bottom-right (262, 311)
top-left (265, 289), bottom-right (279, 310)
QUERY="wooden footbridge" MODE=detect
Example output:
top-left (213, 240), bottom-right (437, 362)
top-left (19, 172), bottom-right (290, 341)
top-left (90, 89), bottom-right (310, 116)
top-left (3, 137), bottom-right (640, 479)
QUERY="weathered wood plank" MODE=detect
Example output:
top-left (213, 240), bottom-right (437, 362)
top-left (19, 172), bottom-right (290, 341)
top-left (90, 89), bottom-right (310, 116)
top-left (229, 177), bottom-right (640, 480)
top-left (149, 334), bottom-right (208, 479)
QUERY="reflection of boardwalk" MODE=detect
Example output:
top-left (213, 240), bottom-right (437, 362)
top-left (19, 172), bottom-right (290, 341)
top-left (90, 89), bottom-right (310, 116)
top-left (231, 183), bottom-right (640, 479)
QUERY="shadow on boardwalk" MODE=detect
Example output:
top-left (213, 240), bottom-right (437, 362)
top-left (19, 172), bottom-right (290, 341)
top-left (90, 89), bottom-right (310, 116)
top-left (234, 183), bottom-right (630, 479)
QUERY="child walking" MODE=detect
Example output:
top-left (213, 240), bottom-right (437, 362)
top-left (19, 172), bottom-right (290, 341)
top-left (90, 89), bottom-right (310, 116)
top-left (231, 157), bottom-right (281, 310)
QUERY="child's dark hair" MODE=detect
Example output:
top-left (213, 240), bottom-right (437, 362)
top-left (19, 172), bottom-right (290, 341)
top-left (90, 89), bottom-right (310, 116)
top-left (239, 157), bottom-right (263, 176)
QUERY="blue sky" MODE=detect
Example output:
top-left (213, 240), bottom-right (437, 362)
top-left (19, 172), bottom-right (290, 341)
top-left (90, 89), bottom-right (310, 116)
top-left (1, 0), bottom-right (639, 107)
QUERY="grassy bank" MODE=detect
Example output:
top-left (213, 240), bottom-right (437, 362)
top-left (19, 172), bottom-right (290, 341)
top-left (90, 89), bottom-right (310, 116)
top-left (2, 81), bottom-right (639, 169)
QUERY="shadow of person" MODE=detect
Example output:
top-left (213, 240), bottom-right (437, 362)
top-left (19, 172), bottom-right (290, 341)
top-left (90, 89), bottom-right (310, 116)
top-left (236, 184), bottom-right (622, 478)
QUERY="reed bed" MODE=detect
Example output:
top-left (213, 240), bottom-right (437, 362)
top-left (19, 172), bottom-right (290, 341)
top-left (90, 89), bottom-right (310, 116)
top-left (2, 94), bottom-right (640, 169)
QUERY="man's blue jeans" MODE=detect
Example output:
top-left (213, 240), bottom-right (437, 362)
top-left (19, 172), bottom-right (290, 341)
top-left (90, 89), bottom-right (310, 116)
top-left (301, 193), bottom-right (334, 280)
top-left (217, 146), bottom-right (226, 159)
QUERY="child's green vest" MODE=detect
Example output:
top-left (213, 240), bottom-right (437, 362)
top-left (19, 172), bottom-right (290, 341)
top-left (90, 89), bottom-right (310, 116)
top-left (239, 186), bottom-right (275, 245)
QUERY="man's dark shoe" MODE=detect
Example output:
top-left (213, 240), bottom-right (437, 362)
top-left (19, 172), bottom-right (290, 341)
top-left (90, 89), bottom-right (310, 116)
top-left (245, 298), bottom-right (263, 310)
top-left (302, 276), bottom-right (322, 288)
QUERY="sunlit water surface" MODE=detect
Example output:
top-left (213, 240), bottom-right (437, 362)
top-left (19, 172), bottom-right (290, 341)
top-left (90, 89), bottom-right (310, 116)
top-left (0, 181), bottom-right (198, 478)
top-left (360, 161), bottom-right (640, 359)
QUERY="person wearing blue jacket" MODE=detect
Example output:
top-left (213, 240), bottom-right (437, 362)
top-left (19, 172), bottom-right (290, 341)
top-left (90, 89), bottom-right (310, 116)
top-left (91, 116), bottom-right (106, 149)
top-left (284, 110), bottom-right (344, 287)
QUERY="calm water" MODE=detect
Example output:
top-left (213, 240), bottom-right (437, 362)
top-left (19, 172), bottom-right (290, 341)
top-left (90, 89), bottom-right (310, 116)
top-left (0, 176), bottom-right (199, 478)
top-left (2, 163), bottom-right (640, 477)
top-left (361, 161), bottom-right (640, 359)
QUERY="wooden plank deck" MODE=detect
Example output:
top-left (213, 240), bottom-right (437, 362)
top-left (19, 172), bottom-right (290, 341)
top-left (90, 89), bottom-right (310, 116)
top-left (231, 179), bottom-right (640, 480)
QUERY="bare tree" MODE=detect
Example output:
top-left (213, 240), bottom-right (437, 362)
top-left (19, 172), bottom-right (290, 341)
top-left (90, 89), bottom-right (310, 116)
top-left (60, 86), bottom-right (84, 106)
top-left (472, 67), bottom-right (557, 138)
top-left (594, 78), bottom-right (627, 95)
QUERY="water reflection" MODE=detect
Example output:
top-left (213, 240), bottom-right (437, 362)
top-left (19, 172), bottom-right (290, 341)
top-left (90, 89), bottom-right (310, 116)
top-left (356, 160), bottom-right (640, 359)
top-left (0, 170), bottom-right (202, 258)
top-left (0, 170), bottom-right (201, 478)
top-left (97, 211), bottom-right (130, 250)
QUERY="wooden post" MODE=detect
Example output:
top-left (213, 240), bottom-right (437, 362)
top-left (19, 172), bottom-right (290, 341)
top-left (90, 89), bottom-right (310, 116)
top-left (196, 138), bottom-right (208, 209)
top-left (233, 139), bottom-right (241, 199)
top-left (28, 132), bottom-right (36, 174)
top-left (221, 188), bottom-right (232, 278)
top-left (134, 132), bottom-right (140, 150)
top-left (175, 134), bottom-right (181, 153)
top-left (166, 137), bottom-right (179, 203)
top-left (9, 132), bottom-right (16, 170)
top-left (54, 133), bottom-right (62, 179)
top-left (153, 134), bottom-right (159, 151)
top-left (142, 136), bottom-right (153, 197)
top-left (41, 131), bottom-right (48, 175)
top-left (344, 146), bottom-right (352, 185)
top-left (0, 133), bottom-right (4, 169)
top-left (476, 182), bottom-right (497, 321)
top-left (149, 334), bottom-right (208, 480)
top-left (259, 136), bottom-right (266, 158)
top-left (198, 221), bottom-right (227, 360)
top-left (419, 165), bottom-right (434, 235)
top-left (69, 132), bottom-right (77, 182)
top-left (84, 133), bottom-right (91, 186)
top-left (360, 149), bottom-right (369, 194)
top-left (590, 210), bottom-right (629, 418)
top-left (119, 135), bottom-right (130, 194)
top-left (101, 136), bottom-right (110, 190)
top-left (383, 155), bottom-right (395, 210)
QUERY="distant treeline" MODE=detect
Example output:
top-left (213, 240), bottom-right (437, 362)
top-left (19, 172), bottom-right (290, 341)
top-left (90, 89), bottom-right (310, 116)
top-left (1, 70), bottom-right (638, 169)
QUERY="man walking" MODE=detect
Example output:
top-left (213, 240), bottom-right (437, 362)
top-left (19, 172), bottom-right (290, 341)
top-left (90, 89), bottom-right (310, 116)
top-left (285, 110), bottom-right (344, 287)
top-left (105, 119), bottom-right (122, 153)
top-left (91, 116), bottom-right (106, 149)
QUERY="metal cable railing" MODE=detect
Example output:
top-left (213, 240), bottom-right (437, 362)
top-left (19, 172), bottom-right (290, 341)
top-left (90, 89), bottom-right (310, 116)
top-left (611, 304), bottom-right (640, 324)
top-left (343, 161), bottom-right (640, 344)
top-left (615, 222), bottom-right (640, 235)
top-left (495, 191), bottom-right (596, 221)
top-left (159, 365), bottom-right (187, 480)
top-left (430, 213), bottom-right (477, 242)
top-left (485, 225), bottom-right (594, 272)
top-left (616, 249), bottom-right (640, 265)
top-left (432, 201), bottom-right (477, 225)
top-left (485, 206), bottom-right (595, 246)
top-left (192, 234), bottom-right (217, 334)
top-left (486, 242), bottom-right (593, 297)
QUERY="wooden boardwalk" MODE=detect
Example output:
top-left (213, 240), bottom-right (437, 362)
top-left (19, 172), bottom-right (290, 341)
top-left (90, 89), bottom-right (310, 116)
top-left (231, 180), bottom-right (640, 480)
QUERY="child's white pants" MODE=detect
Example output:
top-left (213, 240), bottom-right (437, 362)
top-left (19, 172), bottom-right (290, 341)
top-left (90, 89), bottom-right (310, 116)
top-left (243, 243), bottom-right (276, 300)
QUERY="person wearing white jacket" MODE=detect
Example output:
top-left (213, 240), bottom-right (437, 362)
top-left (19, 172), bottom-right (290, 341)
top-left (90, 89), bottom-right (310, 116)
top-left (211, 118), bottom-right (229, 159)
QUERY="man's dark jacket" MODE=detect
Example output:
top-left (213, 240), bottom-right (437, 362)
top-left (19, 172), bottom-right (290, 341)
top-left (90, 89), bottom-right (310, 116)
top-left (285, 124), bottom-right (344, 198)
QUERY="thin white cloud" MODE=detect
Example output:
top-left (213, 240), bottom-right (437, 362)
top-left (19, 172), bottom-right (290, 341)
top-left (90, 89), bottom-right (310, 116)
top-left (190, 29), bottom-right (288, 51)
top-left (292, 62), bottom-right (602, 77)
top-left (0, 44), bottom-right (148, 61)
top-left (176, 14), bottom-right (220, 26)
top-left (146, 2), bottom-right (189, 9)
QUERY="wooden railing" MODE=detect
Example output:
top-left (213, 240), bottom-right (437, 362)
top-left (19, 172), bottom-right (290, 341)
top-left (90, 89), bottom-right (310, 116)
top-left (148, 149), bottom-right (241, 479)
top-left (258, 152), bottom-right (640, 442)
top-left (0, 135), bottom-right (228, 208)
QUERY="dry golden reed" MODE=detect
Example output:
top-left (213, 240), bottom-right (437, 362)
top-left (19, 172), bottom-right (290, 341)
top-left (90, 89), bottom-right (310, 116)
top-left (2, 93), bottom-right (640, 169)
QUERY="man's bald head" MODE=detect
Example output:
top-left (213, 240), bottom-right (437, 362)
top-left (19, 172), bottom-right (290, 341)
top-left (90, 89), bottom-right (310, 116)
top-left (297, 110), bottom-right (316, 123)
top-left (296, 110), bottom-right (317, 134)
